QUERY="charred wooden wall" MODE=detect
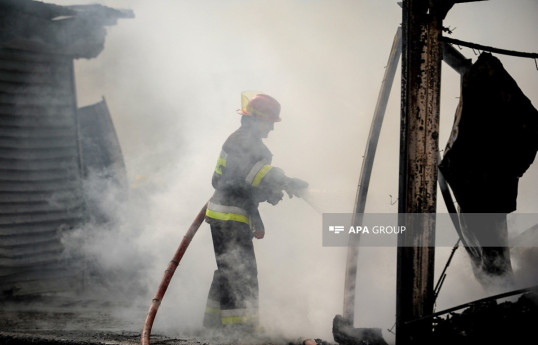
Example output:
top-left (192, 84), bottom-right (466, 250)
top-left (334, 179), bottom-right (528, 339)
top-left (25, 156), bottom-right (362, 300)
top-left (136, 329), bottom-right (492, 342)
top-left (0, 0), bottom-right (132, 298)
top-left (0, 48), bottom-right (86, 296)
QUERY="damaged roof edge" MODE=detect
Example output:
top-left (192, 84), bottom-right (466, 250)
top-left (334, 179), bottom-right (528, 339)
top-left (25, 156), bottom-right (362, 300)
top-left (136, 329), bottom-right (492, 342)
top-left (0, 0), bottom-right (134, 59)
top-left (66, 4), bottom-right (135, 26)
top-left (0, 0), bottom-right (76, 20)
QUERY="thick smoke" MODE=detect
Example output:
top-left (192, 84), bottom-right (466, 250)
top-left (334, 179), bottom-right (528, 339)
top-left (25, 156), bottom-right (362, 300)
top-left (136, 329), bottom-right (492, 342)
top-left (40, 0), bottom-right (538, 343)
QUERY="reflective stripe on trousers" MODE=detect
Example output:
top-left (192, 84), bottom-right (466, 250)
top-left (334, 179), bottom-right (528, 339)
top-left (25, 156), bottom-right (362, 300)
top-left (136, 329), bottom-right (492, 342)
top-left (205, 298), bottom-right (221, 316)
top-left (205, 298), bottom-right (259, 326)
top-left (203, 297), bottom-right (222, 328)
top-left (205, 201), bottom-right (249, 225)
top-left (221, 308), bottom-right (259, 325)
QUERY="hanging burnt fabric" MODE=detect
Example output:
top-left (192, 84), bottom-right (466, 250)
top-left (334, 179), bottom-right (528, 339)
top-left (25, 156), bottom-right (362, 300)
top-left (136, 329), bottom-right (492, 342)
top-left (439, 52), bottom-right (538, 280)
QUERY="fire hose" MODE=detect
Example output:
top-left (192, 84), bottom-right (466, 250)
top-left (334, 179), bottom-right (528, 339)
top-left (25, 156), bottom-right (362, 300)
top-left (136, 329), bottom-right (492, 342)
top-left (141, 202), bottom-right (208, 345)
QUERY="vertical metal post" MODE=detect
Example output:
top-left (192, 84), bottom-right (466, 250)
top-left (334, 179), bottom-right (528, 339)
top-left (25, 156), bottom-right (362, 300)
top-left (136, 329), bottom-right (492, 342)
top-left (396, 0), bottom-right (443, 343)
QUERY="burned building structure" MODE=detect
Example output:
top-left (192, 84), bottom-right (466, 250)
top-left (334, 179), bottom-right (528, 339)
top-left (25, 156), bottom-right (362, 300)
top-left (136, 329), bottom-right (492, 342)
top-left (0, 0), bottom-right (132, 297)
top-left (439, 52), bottom-right (538, 285)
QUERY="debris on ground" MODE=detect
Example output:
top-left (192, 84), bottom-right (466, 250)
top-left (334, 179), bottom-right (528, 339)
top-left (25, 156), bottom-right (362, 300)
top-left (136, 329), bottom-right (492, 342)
top-left (332, 315), bottom-right (388, 345)
top-left (431, 291), bottom-right (538, 345)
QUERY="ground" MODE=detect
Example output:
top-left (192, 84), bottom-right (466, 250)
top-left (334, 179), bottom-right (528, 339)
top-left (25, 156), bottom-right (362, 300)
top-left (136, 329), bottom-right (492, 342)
top-left (3, 291), bottom-right (536, 344)
top-left (0, 296), bottom-right (320, 345)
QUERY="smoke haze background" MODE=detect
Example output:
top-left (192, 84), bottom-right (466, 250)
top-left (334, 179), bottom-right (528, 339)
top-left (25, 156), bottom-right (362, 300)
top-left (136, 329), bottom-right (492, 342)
top-left (41, 0), bottom-right (538, 343)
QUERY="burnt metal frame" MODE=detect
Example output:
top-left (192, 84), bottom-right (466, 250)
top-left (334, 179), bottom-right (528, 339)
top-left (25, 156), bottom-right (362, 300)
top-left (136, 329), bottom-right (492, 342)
top-left (341, 9), bottom-right (477, 345)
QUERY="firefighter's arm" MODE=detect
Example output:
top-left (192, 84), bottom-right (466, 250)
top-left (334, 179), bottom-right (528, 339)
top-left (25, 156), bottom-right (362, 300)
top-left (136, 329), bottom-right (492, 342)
top-left (284, 177), bottom-right (309, 198)
top-left (258, 167), bottom-right (308, 204)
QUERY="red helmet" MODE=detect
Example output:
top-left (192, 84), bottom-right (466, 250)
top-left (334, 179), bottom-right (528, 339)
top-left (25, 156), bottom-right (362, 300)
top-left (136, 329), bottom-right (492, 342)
top-left (237, 92), bottom-right (281, 122)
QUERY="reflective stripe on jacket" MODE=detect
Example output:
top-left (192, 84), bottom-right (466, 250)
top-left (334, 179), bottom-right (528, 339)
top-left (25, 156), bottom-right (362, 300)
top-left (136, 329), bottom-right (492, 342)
top-left (207, 126), bottom-right (288, 227)
top-left (245, 159), bottom-right (273, 187)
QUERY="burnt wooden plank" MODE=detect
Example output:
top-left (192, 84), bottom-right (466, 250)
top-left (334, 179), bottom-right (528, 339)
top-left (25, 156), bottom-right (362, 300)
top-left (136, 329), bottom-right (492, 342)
top-left (0, 274), bottom-right (82, 296)
top-left (0, 181), bottom-right (80, 194)
top-left (0, 127), bottom-right (76, 138)
top-left (0, 240), bottom-right (63, 258)
top-left (0, 190), bottom-right (79, 203)
top-left (0, 231), bottom-right (60, 247)
top-left (0, 93), bottom-right (73, 107)
top-left (0, 57), bottom-right (64, 74)
top-left (0, 168), bottom-right (74, 182)
top-left (0, 253), bottom-right (61, 268)
top-left (0, 199), bottom-right (82, 214)
top-left (0, 104), bottom-right (73, 117)
top-left (0, 219), bottom-right (78, 236)
top-left (0, 83), bottom-right (72, 98)
top-left (0, 137), bottom-right (76, 149)
top-left (0, 115), bottom-right (75, 129)
top-left (0, 48), bottom-right (71, 64)
top-left (0, 147), bottom-right (78, 160)
top-left (0, 70), bottom-right (71, 86)
top-left (0, 158), bottom-right (78, 171)
top-left (0, 208), bottom-right (85, 226)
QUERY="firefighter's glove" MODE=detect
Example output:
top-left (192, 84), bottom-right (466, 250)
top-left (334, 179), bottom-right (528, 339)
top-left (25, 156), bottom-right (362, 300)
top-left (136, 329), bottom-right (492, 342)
top-left (250, 210), bottom-right (265, 239)
top-left (285, 178), bottom-right (309, 198)
top-left (253, 229), bottom-right (265, 239)
top-left (267, 190), bottom-right (284, 205)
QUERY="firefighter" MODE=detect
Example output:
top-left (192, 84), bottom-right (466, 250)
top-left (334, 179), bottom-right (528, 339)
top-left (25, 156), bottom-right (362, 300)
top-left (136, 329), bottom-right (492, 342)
top-left (203, 91), bottom-right (308, 337)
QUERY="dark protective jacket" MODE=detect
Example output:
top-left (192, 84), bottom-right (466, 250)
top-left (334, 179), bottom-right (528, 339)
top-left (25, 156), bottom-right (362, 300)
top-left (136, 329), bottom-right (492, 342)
top-left (205, 125), bottom-right (289, 233)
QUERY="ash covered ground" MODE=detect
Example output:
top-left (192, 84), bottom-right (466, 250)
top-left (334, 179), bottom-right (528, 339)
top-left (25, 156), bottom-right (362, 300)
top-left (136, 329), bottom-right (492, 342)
top-left (1, 288), bottom-right (537, 345)
top-left (0, 295), bottom-right (318, 345)
top-left (0, 295), bottom-right (148, 345)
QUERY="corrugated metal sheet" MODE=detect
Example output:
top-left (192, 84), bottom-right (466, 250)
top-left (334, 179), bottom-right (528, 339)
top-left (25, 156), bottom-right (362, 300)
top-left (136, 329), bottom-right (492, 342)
top-left (79, 99), bottom-right (127, 182)
top-left (78, 99), bottom-right (128, 222)
top-left (0, 47), bottom-right (85, 296)
top-left (0, 0), bottom-right (132, 298)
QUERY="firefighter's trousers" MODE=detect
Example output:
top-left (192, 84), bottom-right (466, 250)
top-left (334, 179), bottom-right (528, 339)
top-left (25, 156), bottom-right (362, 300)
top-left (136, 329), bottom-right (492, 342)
top-left (204, 220), bottom-right (259, 331)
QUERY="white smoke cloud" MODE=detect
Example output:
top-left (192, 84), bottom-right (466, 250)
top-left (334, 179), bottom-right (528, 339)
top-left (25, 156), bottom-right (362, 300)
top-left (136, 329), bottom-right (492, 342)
top-left (39, 0), bottom-right (538, 343)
